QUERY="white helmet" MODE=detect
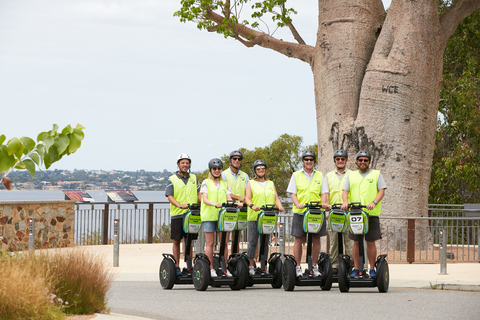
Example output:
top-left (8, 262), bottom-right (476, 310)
top-left (177, 153), bottom-right (191, 164)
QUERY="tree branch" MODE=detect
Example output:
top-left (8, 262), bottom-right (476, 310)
top-left (440, 0), bottom-right (480, 40)
top-left (287, 22), bottom-right (306, 45)
top-left (205, 10), bottom-right (315, 64)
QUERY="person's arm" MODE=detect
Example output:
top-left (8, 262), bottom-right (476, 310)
top-left (167, 195), bottom-right (188, 210)
top-left (291, 193), bottom-right (305, 209)
top-left (273, 184), bottom-right (284, 212)
top-left (321, 193), bottom-right (331, 210)
top-left (341, 190), bottom-right (349, 211)
top-left (366, 188), bottom-right (385, 210)
top-left (202, 192), bottom-right (223, 209)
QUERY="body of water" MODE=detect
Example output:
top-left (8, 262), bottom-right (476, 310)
top-left (0, 190), bottom-right (166, 202)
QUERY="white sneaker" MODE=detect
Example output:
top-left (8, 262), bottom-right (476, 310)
top-left (210, 269), bottom-right (217, 278)
top-left (313, 265), bottom-right (321, 277)
top-left (249, 266), bottom-right (255, 276)
top-left (225, 269), bottom-right (233, 277)
top-left (296, 266), bottom-right (303, 277)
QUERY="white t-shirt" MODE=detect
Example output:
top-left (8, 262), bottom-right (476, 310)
top-left (200, 179), bottom-right (232, 194)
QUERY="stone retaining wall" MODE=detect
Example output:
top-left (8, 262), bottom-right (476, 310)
top-left (0, 201), bottom-right (75, 251)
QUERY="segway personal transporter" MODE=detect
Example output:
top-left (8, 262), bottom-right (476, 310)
top-left (327, 203), bottom-right (350, 284)
top-left (246, 204), bottom-right (283, 288)
top-left (192, 201), bottom-right (247, 291)
top-left (283, 201), bottom-right (333, 291)
top-left (337, 202), bottom-right (389, 293)
top-left (159, 203), bottom-right (201, 289)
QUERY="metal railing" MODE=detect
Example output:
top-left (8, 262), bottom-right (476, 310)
top-left (74, 202), bottom-right (480, 263)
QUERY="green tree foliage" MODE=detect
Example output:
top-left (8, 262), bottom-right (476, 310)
top-left (0, 124), bottom-right (85, 178)
top-left (429, 9), bottom-right (480, 204)
top-left (196, 133), bottom-right (317, 197)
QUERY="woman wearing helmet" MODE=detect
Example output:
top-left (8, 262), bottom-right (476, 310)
top-left (244, 160), bottom-right (285, 275)
top-left (200, 158), bottom-right (240, 278)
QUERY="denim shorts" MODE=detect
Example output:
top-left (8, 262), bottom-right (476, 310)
top-left (202, 221), bottom-right (219, 232)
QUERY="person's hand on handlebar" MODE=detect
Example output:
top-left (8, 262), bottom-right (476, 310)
top-left (296, 203), bottom-right (305, 209)
top-left (341, 202), bottom-right (349, 211)
top-left (178, 204), bottom-right (189, 209)
top-left (214, 203), bottom-right (223, 209)
top-left (278, 205), bottom-right (285, 212)
top-left (321, 203), bottom-right (332, 211)
top-left (366, 202), bottom-right (376, 210)
top-left (236, 202), bottom-right (243, 209)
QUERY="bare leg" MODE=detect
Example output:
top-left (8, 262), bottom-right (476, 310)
top-left (352, 240), bottom-right (359, 270)
top-left (172, 239), bottom-right (181, 267)
top-left (367, 241), bottom-right (377, 270)
top-left (205, 232), bottom-right (215, 269)
top-left (294, 237), bottom-right (305, 265)
top-left (312, 237), bottom-right (321, 264)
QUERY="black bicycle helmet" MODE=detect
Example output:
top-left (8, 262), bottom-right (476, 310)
top-left (253, 159), bottom-right (267, 170)
top-left (177, 153), bottom-right (191, 163)
top-left (229, 150), bottom-right (243, 160)
top-left (301, 150), bottom-right (316, 160)
top-left (333, 149), bottom-right (348, 159)
top-left (208, 158), bottom-right (223, 169)
top-left (356, 150), bottom-right (371, 160)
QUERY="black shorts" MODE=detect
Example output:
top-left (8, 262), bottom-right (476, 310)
top-left (170, 217), bottom-right (199, 240)
top-left (348, 216), bottom-right (381, 242)
top-left (291, 213), bottom-right (327, 238)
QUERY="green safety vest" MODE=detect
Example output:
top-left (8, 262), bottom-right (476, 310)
top-left (223, 168), bottom-right (248, 198)
top-left (292, 170), bottom-right (323, 214)
top-left (247, 180), bottom-right (276, 221)
top-left (348, 170), bottom-right (382, 216)
top-left (327, 169), bottom-right (350, 205)
top-left (201, 179), bottom-right (228, 221)
top-left (169, 174), bottom-right (198, 217)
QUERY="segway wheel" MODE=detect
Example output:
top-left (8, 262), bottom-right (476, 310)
top-left (377, 260), bottom-right (389, 293)
top-left (319, 258), bottom-right (333, 291)
top-left (192, 259), bottom-right (210, 291)
top-left (159, 258), bottom-right (176, 290)
top-left (229, 259), bottom-right (247, 291)
top-left (338, 258), bottom-right (350, 293)
top-left (270, 257), bottom-right (283, 289)
top-left (282, 259), bottom-right (296, 291)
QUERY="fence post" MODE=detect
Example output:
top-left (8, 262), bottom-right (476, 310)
top-left (407, 218), bottom-right (415, 264)
top-left (102, 203), bottom-right (110, 245)
top-left (147, 203), bottom-right (154, 243)
top-left (113, 219), bottom-right (119, 267)
top-left (439, 228), bottom-right (448, 275)
top-left (29, 217), bottom-right (35, 252)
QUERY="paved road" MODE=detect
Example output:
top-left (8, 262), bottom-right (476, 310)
top-left (107, 282), bottom-right (480, 320)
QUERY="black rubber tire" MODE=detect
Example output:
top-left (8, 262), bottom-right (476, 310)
top-left (159, 258), bottom-right (176, 290)
top-left (192, 259), bottom-right (210, 291)
top-left (319, 258), bottom-right (333, 291)
top-left (229, 259), bottom-right (247, 291)
top-left (282, 259), bottom-right (296, 291)
top-left (240, 256), bottom-right (250, 289)
top-left (270, 257), bottom-right (283, 289)
top-left (338, 258), bottom-right (350, 293)
top-left (377, 260), bottom-right (389, 293)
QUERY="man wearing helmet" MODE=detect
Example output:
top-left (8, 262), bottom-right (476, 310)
top-left (221, 150), bottom-right (249, 203)
top-left (326, 149), bottom-right (353, 274)
top-left (341, 150), bottom-right (387, 278)
top-left (286, 150), bottom-right (331, 277)
top-left (165, 153), bottom-right (199, 276)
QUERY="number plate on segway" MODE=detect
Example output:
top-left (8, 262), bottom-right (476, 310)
top-left (349, 212), bottom-right (368, 235)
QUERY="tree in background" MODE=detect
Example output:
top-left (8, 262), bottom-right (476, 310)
top-left (430, 9), bottom-right (480, 204)
top-left (175, 1), bottom-right (480, 218)
top-left (0, 124), bottom-right (85, 190)
top-left (195, 134), bottom-right (318, 197)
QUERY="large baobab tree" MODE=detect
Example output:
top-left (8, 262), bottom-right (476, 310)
top-left (175, 0), bottom-right (480, 218)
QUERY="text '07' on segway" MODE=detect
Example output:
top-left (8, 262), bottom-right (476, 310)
top-left (192, 201), bottom-right (247, 291)
top-left (328, 203), bottom-right (350, 284)
top-left (337, 202), bottom-right (389, 293)
top-left (246, 205), bottom-right (283, 289)
top-left (159, 203), bottom-right (201, 289)
top-left (283, 201), bottom-right (333, 291)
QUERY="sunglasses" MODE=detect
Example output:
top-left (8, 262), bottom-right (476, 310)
top-left (212, 167), bottom-right (223, 171)
top-left (357, 159), bottom-right (369, 163)
top-left (256, 166), bottom-right (266, 170)
top-left (232, 157), bottom-right (242, 161)
top-left (304, 158), bottom-right (315, 162)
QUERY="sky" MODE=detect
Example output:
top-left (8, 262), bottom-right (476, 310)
top-left (0, 0), bottom-right (391, 173)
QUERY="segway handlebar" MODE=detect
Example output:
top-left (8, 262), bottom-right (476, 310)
top-left (305, 201), bottom-right (323, 210)
top-left (260, 204), bottom-right (279, 212)
top-left (347, 202), bottom-right (367, 210)
top-left (221, 200), bottom-right (238, 209)
top-left (187, 203), bottom-right (201, 211)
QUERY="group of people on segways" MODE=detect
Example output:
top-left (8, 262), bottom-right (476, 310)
top-left (160, 148), bottom-right (389, 292)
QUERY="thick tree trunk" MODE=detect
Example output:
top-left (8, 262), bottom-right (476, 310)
top-left (314, 0), bottom-right (445, 221)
